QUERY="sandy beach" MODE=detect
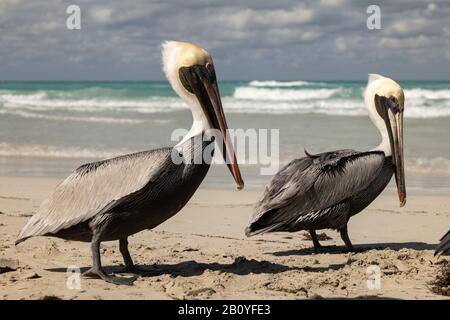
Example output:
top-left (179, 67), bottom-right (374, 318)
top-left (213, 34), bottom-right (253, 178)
top-left (0, 175), bottom-right (448, 300)
top-left (3, 0), bottom-right (450, 306)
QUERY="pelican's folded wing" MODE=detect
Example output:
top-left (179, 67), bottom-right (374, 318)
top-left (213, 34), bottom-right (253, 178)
top-left (16, 148), bottom-right (172, 243)
top-left (246, 150), bottom-right (386, 235)
top-left (435, 230), bottom-right (450, 256)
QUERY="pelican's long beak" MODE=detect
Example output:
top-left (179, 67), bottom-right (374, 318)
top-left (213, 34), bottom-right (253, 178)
top-left (376, 95), bottom-right (406, 206)
top-left (393, 109), bottom-right (405, 206)
top-left (179, 64), bottom-right (244, 190)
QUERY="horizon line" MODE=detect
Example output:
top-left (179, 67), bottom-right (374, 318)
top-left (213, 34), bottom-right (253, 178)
top-left (1, 79), bottom-right (450, 82)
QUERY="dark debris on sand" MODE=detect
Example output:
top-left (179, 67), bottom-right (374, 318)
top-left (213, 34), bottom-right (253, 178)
top-left (429, 260), bottom-right (450, 296)
top-left (0, 258), bottom-right (19, 274)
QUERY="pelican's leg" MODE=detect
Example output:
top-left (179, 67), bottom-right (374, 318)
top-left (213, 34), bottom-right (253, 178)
top-left (309, 230), bottom-right (322, 251)
top-left (118, 237), bottom-right (146, 274)
top-left (339, 225), bottom-right (354, 252)
top-left (83, 234), bottom-right (136, 286)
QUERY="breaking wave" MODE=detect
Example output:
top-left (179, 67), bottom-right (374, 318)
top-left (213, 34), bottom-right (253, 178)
top-left (1, 141), bottom-right (449, 176)
top-left (405, 88), bottom-right (450, 100)
top-left (248, 80), bottom-right (312, 87)
top-left (1, 82), bottom-right (450, 119)
top-left (233, 87), bottom-right (342, 101)
top-left (406, 157), bottom-right (450, 174)
top-left (0, 142), bottom-right (131, 159)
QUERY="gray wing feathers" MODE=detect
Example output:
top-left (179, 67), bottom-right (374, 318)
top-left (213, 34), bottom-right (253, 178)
top-left (435, 230), bottom-right (450, 256)
top-left (254, 157), bottom-right (314, 215)
top-left (313, 152), bottom-right (385, 209)
top-left (251, 157), bottom-right (314, 221)
top-left (17, 148), bottom-right (172, 242)
top-left (247, 150), bottom-right (385, 234)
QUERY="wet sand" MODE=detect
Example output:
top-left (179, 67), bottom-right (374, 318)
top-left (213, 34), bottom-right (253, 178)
top-left (0, 176), bottom-right (449, 299)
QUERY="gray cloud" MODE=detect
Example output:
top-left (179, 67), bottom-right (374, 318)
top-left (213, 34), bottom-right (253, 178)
top-left (0, 0), bottom-right (449, 80)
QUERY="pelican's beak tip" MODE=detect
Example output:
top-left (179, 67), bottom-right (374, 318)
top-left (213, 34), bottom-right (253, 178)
top-left (399, 198), bottom-right (406, 207)
top-left (236, 182), bottom-right (244, 190)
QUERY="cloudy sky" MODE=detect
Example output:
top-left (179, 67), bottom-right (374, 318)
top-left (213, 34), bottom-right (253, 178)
top-left (1, 0), bottom-right (450, 81)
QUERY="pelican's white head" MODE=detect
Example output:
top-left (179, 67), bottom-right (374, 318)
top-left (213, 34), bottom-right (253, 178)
top-left (162, 41), bottom-right (212, 111)
top-left (161, 41), bottom-right (244, 189)
top-left (364, 73), bottom-right (406, 206)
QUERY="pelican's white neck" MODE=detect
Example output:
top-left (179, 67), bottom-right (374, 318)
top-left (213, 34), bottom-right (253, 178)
top-left (169, 78), bottom-right (209, 147)
top-left (364, 75), bottom-right (391, 156)
top-left (177, 102), bottom-right (209, 147)
top-left (371, 124), bottom-right (391, 156)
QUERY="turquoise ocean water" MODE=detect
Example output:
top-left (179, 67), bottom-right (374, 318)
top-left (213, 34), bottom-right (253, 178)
top-left (0, 80), bottom-right (449, 192)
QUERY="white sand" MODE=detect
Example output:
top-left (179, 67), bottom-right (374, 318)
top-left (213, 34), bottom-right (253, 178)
top-left (0, 176), bottom-right (449, 299)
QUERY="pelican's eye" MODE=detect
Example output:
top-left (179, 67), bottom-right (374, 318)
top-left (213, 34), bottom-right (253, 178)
top-left (388, 96), bottom-right (400, 114)
top-left (205, 62), bottom-right (216, 83)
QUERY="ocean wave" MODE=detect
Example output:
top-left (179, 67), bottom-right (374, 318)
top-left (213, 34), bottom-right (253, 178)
top-left (233, 87), bottom-right (342, 101)
top-left (0, 109), bottom-right (157, 124)
top-left (248, 80), bottom-right (311, 87)
top-left (0, 91), bottom-right (48, 103)
top-left (405, 88), bottom-right (450, 100)
top-left (404, 105), bottom-right (450, 118)
top-left (2, 86), bottom-right (450, 118)
top-left (406, 157), bottom-right (450, 174)
top-left (0, 91), bottom-right (185, 113)
top-left (1, 141), bottom-right (449, 175)
top-left (222, 98), bottom-right (365, 115)
top-left (4, 94), bottom-right (450, 118)
top-left (0, 142), bottom-right (131, 159)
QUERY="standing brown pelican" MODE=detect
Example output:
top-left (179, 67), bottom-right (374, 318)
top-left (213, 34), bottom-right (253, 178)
top-left (246, 74), bottom-right (406, 252)
top-left (16, 41), bottom-right (244, 285)
top-left (435, 230), bottom-right (450, 256)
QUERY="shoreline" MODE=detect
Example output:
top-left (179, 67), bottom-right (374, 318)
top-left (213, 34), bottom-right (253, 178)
top-left (1, 157), bottom-right (450, 193)
top-left (0, 175), bottom-right (449, 299)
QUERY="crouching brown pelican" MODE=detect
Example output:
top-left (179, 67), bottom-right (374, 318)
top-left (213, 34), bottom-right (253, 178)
top-left (16, 41), bottom-right (244, 285)
top-left (435, 230), bottom-right (450, 256)
top-left (246, 74), bottom-right (406, 252)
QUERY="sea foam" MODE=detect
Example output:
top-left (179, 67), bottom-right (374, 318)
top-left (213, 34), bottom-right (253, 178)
top-left (248, 80), bottom-right (311, 87)
top-left (1, 83), bottom-right (450, 118)
top-left (233, 87), bottom-right (341, 101)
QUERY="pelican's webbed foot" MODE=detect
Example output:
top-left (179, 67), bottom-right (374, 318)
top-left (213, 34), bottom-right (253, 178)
top-left (84, 234), bottom-right (137, 286)
top-left (83, 267), bottom-right (137, 286)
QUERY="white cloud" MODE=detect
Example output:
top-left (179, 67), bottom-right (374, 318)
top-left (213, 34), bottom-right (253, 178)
top-left (387, 18), bottom-right (430, 36)
top-left (216, 5), bottom-right (314, 31)
top-left (1, 0), bottom-right (449, 80)
top-left (319, 0), bottom-right (347, 7)
top-left (335, 37), bottom-right (347, 52)
top-left (425, 3), bottom-right (437, 14)
top-left (89, 7), bottom-right (113, 23)
top-left (379, 35), bottom-right (433, 49)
